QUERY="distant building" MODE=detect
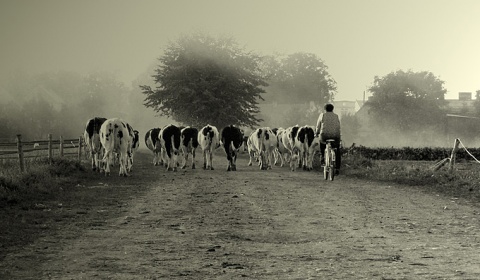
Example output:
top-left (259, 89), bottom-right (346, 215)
top-left (332, 100), bottom-right (364, 119)
top-left (442, 91), bottom-right (476, 116)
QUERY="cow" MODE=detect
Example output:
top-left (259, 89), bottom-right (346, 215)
top-left (263, 127), bottom-right (278, 169)
top-left (159, 124), bottom-right (182, 172)
top-left (271, 127), bottom-right (285, 166)
top-left (240, 127), bottom-right (253, 153)
top-left (282, 125), bottom-right (300, 171)
top-left (99, 118), bottom-right (131, 176)
top-left (83, 117), bottom-right (107, 172)
top-left (295, 125), bottom-right (320, 171)
top-left (197, 124), bottom-right (220, 170)
top-left (126, 123), bottom-right (139, 172)
top-left (247, 129), bottom-right (262, 168)
top-left (221, 125), bottom-right (244, 171)
top-left (144, 128), bottom-right (163, 166)
top-left (247, 127), bottom-right (276, 170)
top-left (180, 126), bottom-right (199, 169)
top-left (275, 127), bottom-right (290, 167)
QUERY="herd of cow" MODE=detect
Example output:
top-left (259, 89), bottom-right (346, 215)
top-left (83, 117), bottom-right (322, 177)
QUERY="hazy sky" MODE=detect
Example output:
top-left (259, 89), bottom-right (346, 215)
top-left (1, 0), bottom-right (479, 101)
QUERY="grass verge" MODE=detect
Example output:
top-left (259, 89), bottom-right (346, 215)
top-left (340, 153), bottom-right (480, 202)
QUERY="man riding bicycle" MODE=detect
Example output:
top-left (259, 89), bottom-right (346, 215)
top-left (315, 103), bottom-right (341, 175)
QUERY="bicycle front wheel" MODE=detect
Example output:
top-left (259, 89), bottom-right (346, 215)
top-left (323, 151), bottom-right (329, 180)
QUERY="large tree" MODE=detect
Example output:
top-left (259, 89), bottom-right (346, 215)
top-left (261, 52), bottom-right (337, 105)
top-left (140, 33), bottom-right (268, 129)
top-left (368, 70), bottom-right (447, 132)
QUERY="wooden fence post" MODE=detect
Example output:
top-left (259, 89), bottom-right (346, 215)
top-left (59, 135), bottom-right (64, 157)
top-left (77, 136), bottom-right (82, 162)
top-left (48, 134), bottom-right (53, 163)
top-left (16, 134), bottom-right (24, 173)
top-left (448, 138), bottom-right (460, 172)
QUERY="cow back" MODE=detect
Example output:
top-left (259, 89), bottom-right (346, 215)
top-left (198, 125), bottom-right (219, 150)
top-left (161, 124), bottom-right (181, 158)
top-left (100, 118), bottom-right (130, 153)
top-left (181, 127), bottom-right (199, 148)
top-left (145, 128), bottom-right (161, 151)
top-left (85, 117), bottom-right (107, 139)
top-left (221, 125), bottom-right (243, 150)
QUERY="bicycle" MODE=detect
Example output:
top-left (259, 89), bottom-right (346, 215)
top-left (323, 139), bottom-right (336, 181)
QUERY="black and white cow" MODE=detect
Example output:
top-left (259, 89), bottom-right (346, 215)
top-left (126, 123), bottom-right (139, 172)
top-left (283, 125), bottom-right (300, 171)
top-left (159, 124), bottom-right (182, 172)
top-left (295, 125), bottom-right (319, 171)
top-left (275, 127), bottom-right (290, 167)
top-left (84, 117), bottom-right (107, 172)
top-left (247, 127), bottom-right (276, 170)
top-left (198, 124), bottom-right (220, 170)
top-left (180, 126), bottom-right (199, 169)
top-left (221, 125), bottom-right (244, 171)
top-left (144, 128), bottom-right (163, 166)
top-left (99, 118), bottom-right (131, 176)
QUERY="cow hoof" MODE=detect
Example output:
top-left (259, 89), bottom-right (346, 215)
top-left (192, 164), bottom-right (195, 169)
top-left (211, 167), bottom-right (214, 170)
top-left (181, 165), bottom-right (186, 169)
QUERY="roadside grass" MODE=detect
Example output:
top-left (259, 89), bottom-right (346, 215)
top-left (0, 157), bottom-right (86, 208)
top-left (340, 153), bottom-right (480, 202)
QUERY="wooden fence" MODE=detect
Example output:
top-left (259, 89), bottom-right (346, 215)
top-left (0, 134), bottom-right (83, 172)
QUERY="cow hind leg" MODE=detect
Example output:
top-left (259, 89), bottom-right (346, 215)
top-left (192, 152), bottom-right (196, 169)
top-left (181, 153), bottom-right (188, 169)
top-left (91, 153), bottom-right (96, 171)
top-left (103, 152), bottom-right (112, 176)
top-left (202, 150), bottom-right (207, 170)
top-left (119, 155), bottom-right (129, 177)
top-left (208, 151), bottom-right (214, 170)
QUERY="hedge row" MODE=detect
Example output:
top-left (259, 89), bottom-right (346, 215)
top-left (346, 145), bottom-right (480, 161)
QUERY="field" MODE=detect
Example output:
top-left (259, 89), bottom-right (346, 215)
top-left (1, 150), bottom-right (480, 279)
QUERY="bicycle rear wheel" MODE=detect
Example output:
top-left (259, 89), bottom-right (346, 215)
top-left (323, 150), bottom-right (329, 180)
top-left (328, 161), bottom-right (335, 181)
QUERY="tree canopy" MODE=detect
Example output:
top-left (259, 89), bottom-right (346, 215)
top-left (367, 70), bottom-right (447, 132)
top-left (260, 52), bottom-right (337, 105)
top-left (140, 33), bottom-right (268, 129)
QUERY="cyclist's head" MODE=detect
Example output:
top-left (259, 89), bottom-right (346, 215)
top-left (324, 103), bottom-right (334, 112)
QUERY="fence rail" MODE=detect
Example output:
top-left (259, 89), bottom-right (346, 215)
top-left (0, 134), bottom-right (83, 172)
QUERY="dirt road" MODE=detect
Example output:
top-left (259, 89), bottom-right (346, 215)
top-left (2, 151), bottom-right (480, 279)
